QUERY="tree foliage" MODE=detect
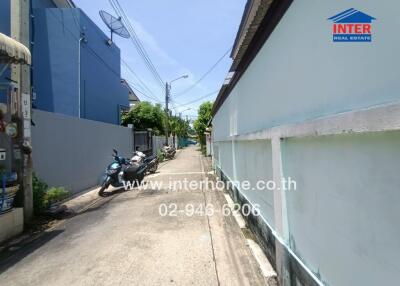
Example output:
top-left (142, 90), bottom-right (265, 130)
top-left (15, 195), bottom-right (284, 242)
top-left (122, 102), bottom-right (165, 135)
top-left (122, 101), bottom-right (190, 138)
top-left (169, 116), bottom-right (190, 138)
top-left (193, 101), bottom-right (213, 147)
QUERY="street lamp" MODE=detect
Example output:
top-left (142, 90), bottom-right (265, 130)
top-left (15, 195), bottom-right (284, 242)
top-left (178, 107), bottom-right (191, 119)
top-left (165, 74), bottom-right (188, 145)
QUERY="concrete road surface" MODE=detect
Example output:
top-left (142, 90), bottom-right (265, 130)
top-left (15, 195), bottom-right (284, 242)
top-left (0, 146), bottom-right (268, 286)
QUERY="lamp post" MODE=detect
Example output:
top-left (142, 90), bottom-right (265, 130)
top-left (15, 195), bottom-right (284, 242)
top-left (165, 75), bottom-right (188, 145)
top-left (178, 107), bottom-right (191, 119)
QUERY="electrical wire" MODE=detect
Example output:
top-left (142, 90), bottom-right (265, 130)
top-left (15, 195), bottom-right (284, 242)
top-left (176, 90), bottom-right (219, 108)
top-left (47, 9), bottom-right (161, 105)
top-left (175, 47), bottom-right (231, 97)
top-left (109, 0), bottom-right (164, 88)
top-left (121, 58), bottom-right (162, 102)
top-left (47, 9), bottom-right (121, 77)
top-left (124, 79), bottom-right (163, 103)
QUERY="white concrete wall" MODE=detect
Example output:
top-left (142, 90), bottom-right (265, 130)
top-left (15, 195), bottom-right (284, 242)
top-left (0, 208), bottom-right (23, 243)
top-left (212, 0), bottom-right (400, 285)
top-left (152, 136), bottom-right (173, 156)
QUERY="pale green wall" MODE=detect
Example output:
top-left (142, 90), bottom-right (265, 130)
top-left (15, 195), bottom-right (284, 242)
top-left (284, 132), bottom-right (400, 285)
top-left (212, 0), bottom-right (400, 285)
top-left (213, 0), bottom-right (400, 141)
top-left (235, 140), bottom-right (275, 228)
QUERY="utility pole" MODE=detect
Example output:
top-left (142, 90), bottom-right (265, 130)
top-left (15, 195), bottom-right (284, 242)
top-left (165, 75), bottom-right (188, 146)
top-left (165, 82), bottom-right (169, 145)
top-left (11, 0), bottom-right (33, 222)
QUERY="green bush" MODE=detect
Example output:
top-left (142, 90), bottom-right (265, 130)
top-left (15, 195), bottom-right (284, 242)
top-left (33, 174), bottom-right (48, 215)
top-left (157, 150), bottom-right (165, 162)
top-left (33, 175), bottom-right (70, 214)
top-left (44, 187), bottom-right (69, 206)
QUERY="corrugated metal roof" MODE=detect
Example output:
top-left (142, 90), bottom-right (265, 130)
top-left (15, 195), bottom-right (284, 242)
top-left (231, 0), bottom-right (273, 70)
top-left (52, 0), bottom-right (76, 8)
top-left (212, 0), bottom-right (293, 116)
top-left (0, 32), bottom-right (31, 65)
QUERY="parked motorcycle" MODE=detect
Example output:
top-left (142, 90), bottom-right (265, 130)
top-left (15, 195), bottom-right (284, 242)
top-left (162, 145), bottom-right (176, 160)
top-left (131, 150), bottom-right (159, 174)
top-left (99, 149), bottom-right (147, 196)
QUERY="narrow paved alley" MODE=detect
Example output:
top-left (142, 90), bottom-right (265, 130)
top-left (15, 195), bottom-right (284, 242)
top-left (0, 146), bottom-right (268, 286)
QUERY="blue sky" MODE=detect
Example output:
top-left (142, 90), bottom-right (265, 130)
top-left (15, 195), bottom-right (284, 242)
top-left (73, 0), bottom-right (246, 120)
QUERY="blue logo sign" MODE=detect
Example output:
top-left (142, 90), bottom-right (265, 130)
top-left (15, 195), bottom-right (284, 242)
top-left (328, 8), bottom-right (376, 42)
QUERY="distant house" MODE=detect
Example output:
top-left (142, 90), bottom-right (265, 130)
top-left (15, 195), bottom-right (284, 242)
top-left (212, 1), bottom-right (400, 286)
top-left (121, 79), bottom-right (140, 108)
top-left (0, 0), bottom-right (131, 125)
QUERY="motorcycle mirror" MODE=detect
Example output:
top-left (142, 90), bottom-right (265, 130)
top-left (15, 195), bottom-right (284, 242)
top-left (113, 149), bottom-right (118, 155)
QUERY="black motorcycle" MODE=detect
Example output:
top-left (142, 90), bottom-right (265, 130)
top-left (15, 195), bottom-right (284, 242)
top-left (161, 145), bottom-right (176, 160)
top-left (130, 151), bottom-right (159, 174)
top-left (144, 155), bottom-right (159, 174)
top-left (99, 149), bottom-right (147, 196)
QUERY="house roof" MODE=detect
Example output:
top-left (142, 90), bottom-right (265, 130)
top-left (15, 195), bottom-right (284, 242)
top-left (230, 0), bottom-right (273, 70)
top-left (212, 0), bottom-right (293, 116)
top-left (328, 8), bottom-right (376, 23)
top-left (121, 79), bottom-right (140, 103)
top-left (52, 0), bottom-right (76, 8)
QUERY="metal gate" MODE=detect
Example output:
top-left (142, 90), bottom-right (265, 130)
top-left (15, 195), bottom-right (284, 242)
top-left (134, 130), bottom-right (153, 155)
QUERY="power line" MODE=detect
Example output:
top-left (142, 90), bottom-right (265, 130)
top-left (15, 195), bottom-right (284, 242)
top-left (47, 9), bottom-right (121, 78)
top-left (125, 79), bottom-right (162, 103)
top-left (110, 0), bottom-right (164, 86)
top-left (175, 47), bottom-right (231, 97)
top-left (121, 58), bottom-right (162, 102)
top-left (176, 90), bottom-right (219, 107)
top-left (47, 9), bottom-right (160, 105)
top-left (109, 0), bottom-right (164, 88)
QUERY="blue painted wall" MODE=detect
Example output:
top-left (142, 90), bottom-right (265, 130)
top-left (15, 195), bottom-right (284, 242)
top-left (32, 0), bottom-right (56, 9)
top-left (0, 0), bottom-right (10, 34)
top-left (32, 8), bottom-right (129, 124)
top-left (0, 0), bottom-right (127, 124)
top-left (79, 11), bottom-right (128, 124)
top-left (33, 8), bottom-right (80, 116)
top-left (0, 0), bottom-right (11, 104)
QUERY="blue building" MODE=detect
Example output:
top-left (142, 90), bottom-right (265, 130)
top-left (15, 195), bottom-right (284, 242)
top-left (1, 0), bottom-right (131, 125)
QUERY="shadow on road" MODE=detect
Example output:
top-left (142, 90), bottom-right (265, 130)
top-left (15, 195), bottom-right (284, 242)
top-left (0, 229), bottom-right (64, 275)
top-left (98, 187), bottom-right (126, 197)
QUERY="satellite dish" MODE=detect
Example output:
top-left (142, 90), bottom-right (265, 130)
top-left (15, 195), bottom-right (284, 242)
top-left (99, 10), bottom-right (130, 45)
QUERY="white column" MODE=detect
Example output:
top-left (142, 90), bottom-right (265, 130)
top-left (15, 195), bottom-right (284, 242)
top-left (271, 136), bottom-right (290, 285)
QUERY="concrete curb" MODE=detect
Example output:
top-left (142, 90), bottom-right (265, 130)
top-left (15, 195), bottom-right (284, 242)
top-left (223, 185), bottom-right (278, 285)
top-left (62, 186), bottom-right (103, 214)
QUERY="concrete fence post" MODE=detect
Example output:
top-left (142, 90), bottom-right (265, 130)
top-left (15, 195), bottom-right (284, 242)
top-left (271, 136), bottom-right (290, 286)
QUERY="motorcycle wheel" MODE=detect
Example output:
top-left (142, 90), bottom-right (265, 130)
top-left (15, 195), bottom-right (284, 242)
top-left (98, 180), bottom-right (111, 197)
top-left (136, 174), bottom-right (144, 186)
top-left (149, 163), bottom-right (158, 174)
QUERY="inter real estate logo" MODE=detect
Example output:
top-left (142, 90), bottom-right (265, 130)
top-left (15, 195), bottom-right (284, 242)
top-left (328, 8), bottom-right (376, 42)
